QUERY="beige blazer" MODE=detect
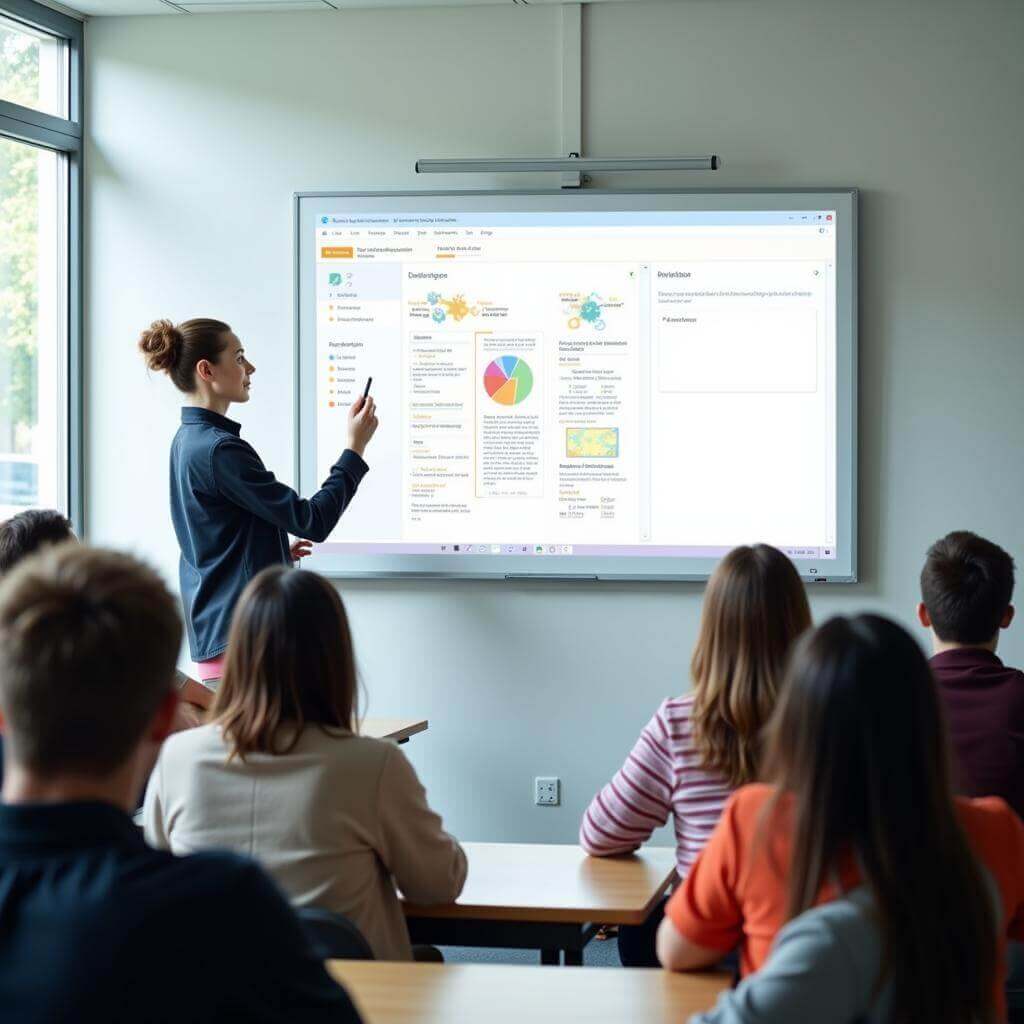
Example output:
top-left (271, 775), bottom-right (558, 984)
top-left (143, 723), bottom-right (466, 961)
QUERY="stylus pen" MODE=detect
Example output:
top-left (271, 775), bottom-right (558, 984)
top-left (363, 376), bottom-right (372, 399)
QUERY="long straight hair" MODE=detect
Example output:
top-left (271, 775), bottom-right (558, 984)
top-left (690, 544), bottom-right (811, 786)
top-left (763, 614), bottom-right (997, 1024)
top-left (213, 567), bottom-right (358, 760)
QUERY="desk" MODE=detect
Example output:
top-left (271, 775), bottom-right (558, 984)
top-left (404, 843), bottom-right (677, 965)
top-left (327, 961), bottom-right (729, 1024)
top-left (360, 718), bottom-right (429, 744)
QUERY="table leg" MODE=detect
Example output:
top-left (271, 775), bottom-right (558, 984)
top-left (541, 948), bottom-right (559, 966)
top-left (563, 948), bottom-right (584, 966)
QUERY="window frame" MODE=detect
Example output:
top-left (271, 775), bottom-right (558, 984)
top-left (0, 0), bottom-right (83, 532)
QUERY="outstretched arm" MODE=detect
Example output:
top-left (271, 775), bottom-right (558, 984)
top-left (213, 399), bottom-right (376, 542)
top-left (212, 397), bottom-right (378, 542)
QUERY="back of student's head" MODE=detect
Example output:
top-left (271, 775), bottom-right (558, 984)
top-left (690, 544), bottom-right (811, 787)
top-left (138, 317), bottom-right (231, 394)
top-left (921, 530), bottom-right (1015, 644)
top-left (214, 566), bottom-right (357, 760)
top-left (765, 614), bottom-right (996, 1024)
top-left (0, 508), bottom-right (74, 574)
top-left (0, 545), bottom-right (182, 778)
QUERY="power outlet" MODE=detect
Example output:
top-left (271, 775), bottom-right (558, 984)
top-left (535, 777), bottom-right (560, 806)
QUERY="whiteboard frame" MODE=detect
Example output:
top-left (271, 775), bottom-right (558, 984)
top-left (294, 188), bottom-right (857, 583)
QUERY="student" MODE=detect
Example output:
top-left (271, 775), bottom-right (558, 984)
top-left (144, 565), bottom-right (466, 961)
top-left (139, 318), bottom-right (377, 686)
top-left (0, 545), bottom-right (361, 1023)
top-left (919, 530), bottom-right (1024, 819)
top-left (0, 508), bottom-right (75, 572)
top-left (689, 888), bottom-right (891, 1024)
top-left (660, 614), bottom-right (1024, 1024)
top-left (580, 544), bottom-right (811, 966)
top-left (0, 509), bottom-right (212, 740)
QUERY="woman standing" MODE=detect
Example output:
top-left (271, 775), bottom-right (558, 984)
top-left (139, 317), bottom-right (377, 686)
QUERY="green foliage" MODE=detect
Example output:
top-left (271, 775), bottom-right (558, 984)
top-left (0, 26), bottom-right (42, 452)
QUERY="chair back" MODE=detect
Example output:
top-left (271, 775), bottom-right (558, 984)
top-left (296, 907), bottom-right (374, 961)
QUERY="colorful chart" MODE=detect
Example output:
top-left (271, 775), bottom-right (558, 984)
top-left (484, 356), bottom-right (533, 406)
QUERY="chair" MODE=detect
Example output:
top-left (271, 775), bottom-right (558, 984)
top-left (296, 907), bottom-right (374, 961)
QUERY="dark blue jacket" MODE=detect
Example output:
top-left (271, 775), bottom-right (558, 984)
top-left (0, 801), bottom-right (361, 1023)
top-left (170, 407), bottom-right (368, 660)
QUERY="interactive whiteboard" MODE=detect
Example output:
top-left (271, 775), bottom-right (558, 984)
top-left (295, 189), bottom-right (856, 581)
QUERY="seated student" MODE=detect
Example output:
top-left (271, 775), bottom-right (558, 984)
top-left (0, 508), bottom-right (75, 572)
top-left (690, 888), bottom-right (887, 1024)
top-left (659, 614), bottom-right (1024, 1024)
top-left (580, 544), bottom-right (811, 966)
top-left (0, 508), bottom-right (213, 733)
top-left (0, 510), bottom-right (211, 798)
top-left (144, 565), bottom-right (467, 962)
top-left (0, 510), bottom-right (76, 789)
top-left (919, 530), bottom-right (1024, 819)
top-left (0, 545), bottom-right (360, 1023)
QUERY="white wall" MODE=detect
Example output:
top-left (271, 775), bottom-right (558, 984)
top-left (85, 0), bottom-right (1024, 844)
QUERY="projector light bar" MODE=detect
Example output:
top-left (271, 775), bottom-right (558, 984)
top-left (414, 156), bottom-right (719, 174)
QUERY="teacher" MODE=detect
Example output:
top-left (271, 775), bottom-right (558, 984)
top-left (139, 317), bottom-right (377, 688)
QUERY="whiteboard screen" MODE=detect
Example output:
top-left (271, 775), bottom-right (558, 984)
top-left (295, 189), bottom-right (856, 581)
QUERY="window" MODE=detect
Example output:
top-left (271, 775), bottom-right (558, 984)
top-left (0, 0), bottom-right (81, 526)
top-left (0, 14), bottom-right (68, 118)
top-left (0, 138), bottom-right (66, 517)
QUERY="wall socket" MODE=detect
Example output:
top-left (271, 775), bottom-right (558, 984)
top-left (534, 777), bottom-right (560, 806)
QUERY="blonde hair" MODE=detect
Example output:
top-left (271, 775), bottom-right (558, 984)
top-left (690, 544), bottom-right (811, 787)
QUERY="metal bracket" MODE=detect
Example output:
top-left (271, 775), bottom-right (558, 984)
top-left (560, 4), bottom-right (583, 188)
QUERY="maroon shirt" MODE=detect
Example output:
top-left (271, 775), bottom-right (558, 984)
top-left (932, 648), bottom-right (1024, 821)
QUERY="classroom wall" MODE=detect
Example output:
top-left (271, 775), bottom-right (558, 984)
top-left (85, 0), bottom-right (1024, 844)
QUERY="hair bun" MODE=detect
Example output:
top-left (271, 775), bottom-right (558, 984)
top-left (138, 319), bottom-right (183, 374)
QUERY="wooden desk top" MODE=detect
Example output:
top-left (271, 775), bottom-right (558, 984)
top-left (360, 718), bottom-right (429, 743)
top-left (327, 961), bottom-right (729, 1024)
top-left (403, 843), bottom-right (677, 925)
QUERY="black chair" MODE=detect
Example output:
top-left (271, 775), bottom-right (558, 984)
top-left (296, 907), bottom-right (374, 961)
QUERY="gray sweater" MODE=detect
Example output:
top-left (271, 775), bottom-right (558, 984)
top-left (690, 887), bottom-right (891, 1024)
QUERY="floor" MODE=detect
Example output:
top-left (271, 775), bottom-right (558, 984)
top-left (441, 935), bottom-right (621, 967)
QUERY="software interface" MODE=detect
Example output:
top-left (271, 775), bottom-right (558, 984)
top-left (312, 210), bottom-right (838, 560)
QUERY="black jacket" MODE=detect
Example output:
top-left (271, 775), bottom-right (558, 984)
top-left (0, 801), bottom-right (362, 1024)
top-left (169, 407), bottom-right (367, 660)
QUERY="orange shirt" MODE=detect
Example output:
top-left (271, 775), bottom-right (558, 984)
top-left (666, 783), bottom-right (1024, 1014)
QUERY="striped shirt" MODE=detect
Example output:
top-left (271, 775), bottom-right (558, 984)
top-left (579, 693), bottom-right (734, 879)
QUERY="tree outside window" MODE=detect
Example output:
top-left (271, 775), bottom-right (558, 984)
top-left (0, 20), bottom-right (64, 515)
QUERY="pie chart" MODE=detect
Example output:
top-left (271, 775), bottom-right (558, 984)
top-left (484, 356), bottom-right (533, 406)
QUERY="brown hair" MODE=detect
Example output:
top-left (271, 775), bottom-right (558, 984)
top-left (763, 615), bottom-right (997, 1024)
top-left (921, 530), bottom-right (1015, 645)
top-left (690, 544), bottom-right (811, 787)
top-left (0, 544), bottom-right (182, 777)
top-left (213, 566), bottom-right (358, 760)
top-left (138, 317), bottom-right (232, 393)
top-left (0, 508), bottom-right (74, 574)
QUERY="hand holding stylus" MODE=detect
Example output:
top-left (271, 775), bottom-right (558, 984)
top-left (348, 388), bottom-right (378, 457)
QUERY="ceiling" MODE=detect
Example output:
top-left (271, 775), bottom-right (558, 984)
top-left (58, 0), bottom-right (654, 19)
